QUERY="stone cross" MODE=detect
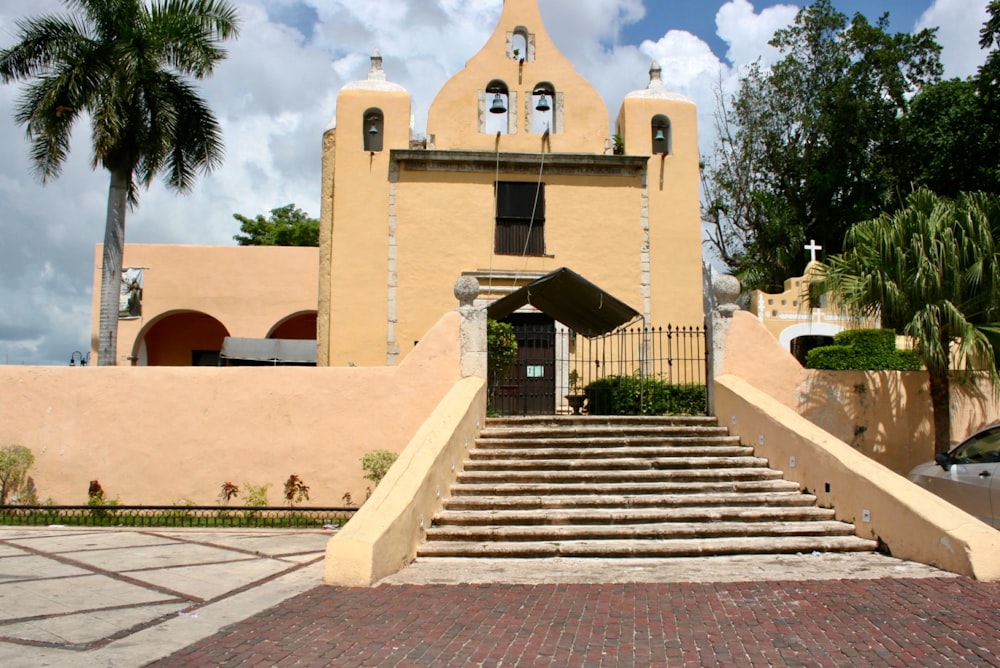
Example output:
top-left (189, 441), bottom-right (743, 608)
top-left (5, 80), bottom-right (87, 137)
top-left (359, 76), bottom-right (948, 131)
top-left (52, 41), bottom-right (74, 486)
top-left (804, 239), bottom-right (822, 263)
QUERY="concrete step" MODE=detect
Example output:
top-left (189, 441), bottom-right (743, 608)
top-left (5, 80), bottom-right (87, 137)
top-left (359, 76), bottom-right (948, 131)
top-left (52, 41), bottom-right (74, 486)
top-left (422, 415), bottom-right (877, 561)
top-left (485, 416), bottom-right (719, 429)
top-left (479, 427), bottom-right (733, 441)
top-left (442, 491), bottom-right (817, 511)
top-left (425, 520), bottom-right (859, 541)
top-left (462, 456), bottom-right (771, 472)
top-left (432, 505), bottom-right (834, 526)
top-left (417, 535), bottom-right (879, 558)
top-left (469, 444), bottom-right (752, 459)
top-left (456, 468), bottom-right (786, 484)
top-left (449, 480), bottom-right (803, 496)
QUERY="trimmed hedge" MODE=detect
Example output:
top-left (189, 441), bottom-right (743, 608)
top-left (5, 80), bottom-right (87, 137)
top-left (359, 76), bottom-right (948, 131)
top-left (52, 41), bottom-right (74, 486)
top-left (805, 329), bottom-right (922, 371)
top-left (584, 376), bottom-right (706, 416)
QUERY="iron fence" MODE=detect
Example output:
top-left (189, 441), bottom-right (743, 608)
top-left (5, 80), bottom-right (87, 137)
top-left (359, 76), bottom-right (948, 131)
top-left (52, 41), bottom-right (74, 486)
top-left (0, 505), bottom-right (356, 529)
top-left (490, 323), bottom-right (708, 416)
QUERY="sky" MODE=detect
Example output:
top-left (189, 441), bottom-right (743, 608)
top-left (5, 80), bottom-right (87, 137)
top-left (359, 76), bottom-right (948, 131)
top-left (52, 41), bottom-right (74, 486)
top-left (0, 0), bottom-right (991, 365)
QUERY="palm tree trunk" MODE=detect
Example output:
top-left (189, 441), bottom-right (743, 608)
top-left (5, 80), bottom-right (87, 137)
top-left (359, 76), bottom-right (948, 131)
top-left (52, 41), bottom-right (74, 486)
top-left (928, 367), bottom-right (952, 455)
top-left (96, 168), bottom-right (129, 366)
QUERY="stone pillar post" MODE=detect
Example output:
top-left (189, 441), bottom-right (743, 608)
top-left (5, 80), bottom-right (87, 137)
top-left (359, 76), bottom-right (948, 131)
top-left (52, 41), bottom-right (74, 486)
top-left (455, 276), bottom-right (487, 379)
top-left (706, 273), bottom-right (741, 415)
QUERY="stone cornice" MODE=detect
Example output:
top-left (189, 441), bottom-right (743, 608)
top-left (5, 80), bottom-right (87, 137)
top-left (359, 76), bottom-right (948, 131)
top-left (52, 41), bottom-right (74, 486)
top-left (391, 149), bottom-right (647, 177)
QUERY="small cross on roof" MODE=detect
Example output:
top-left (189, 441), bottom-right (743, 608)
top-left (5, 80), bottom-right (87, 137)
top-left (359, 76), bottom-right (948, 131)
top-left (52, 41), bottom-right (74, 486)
top-left (804, 239), bottom-right (822, 263)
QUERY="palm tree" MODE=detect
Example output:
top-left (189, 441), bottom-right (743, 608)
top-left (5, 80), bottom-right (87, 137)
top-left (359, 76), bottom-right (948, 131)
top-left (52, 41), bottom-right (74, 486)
top-left (815, 189), bottom-right (1000, 454)
top-left (0, 0), bottom-right (239, 365)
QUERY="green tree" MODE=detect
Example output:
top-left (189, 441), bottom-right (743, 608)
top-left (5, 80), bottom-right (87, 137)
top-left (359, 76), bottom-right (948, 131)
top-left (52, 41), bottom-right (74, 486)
top-left (898, 78), bottom-right (997, 198)
top-left (487, 319), bottom-right (518, 379)
top-left (814, 189), bottom-right (1000, 455)
top-left (0, 0), bottom-right (240, 365)
top-left (361, 450), bottom-right (399, 487)
top-left (977, 1), bottom-right (1000, 189)
top-left (703, 0), bottom-right (941, 291)
top-left (233, 204), bottom-right (319, 246)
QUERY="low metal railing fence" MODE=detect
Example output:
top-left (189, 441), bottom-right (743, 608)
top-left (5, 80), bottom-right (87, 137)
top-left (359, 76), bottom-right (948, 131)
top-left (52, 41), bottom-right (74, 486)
top-left (490, 323), bottom-right (708, 415)
top-left (0, 505), bottom-right (356, 529)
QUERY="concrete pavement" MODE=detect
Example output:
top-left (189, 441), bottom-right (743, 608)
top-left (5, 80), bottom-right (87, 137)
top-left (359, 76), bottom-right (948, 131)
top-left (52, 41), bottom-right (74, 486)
top-left (1, 526), bottom-right (996, 667)
top-left (0, 527), bottom-right (330, 667)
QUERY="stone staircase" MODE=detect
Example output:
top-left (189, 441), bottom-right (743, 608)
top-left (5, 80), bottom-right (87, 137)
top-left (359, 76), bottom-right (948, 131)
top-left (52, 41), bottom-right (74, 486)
top-left (417, 415), bottom-right (878, 558)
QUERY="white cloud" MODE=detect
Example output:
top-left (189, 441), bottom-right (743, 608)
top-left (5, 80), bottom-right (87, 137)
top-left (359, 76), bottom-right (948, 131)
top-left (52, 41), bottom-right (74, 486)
top-left (637, 1), bottom-right (799, 158)
top-left (716, 0), bottom-right (799, 68)
top-left (917, 0), bottom-right (990, 78)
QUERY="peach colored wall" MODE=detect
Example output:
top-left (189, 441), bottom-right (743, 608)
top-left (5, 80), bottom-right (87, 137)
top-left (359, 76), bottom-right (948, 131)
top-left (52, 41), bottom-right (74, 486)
top-left (617, 93), bottom-right (703, 326)
top-left (715, 375), bottom-right (1000, 580)
top-left (92, 244), bottom-right (319, 365)
top-left (1, 312), bottom-right (462, 506)
top-left (391, 173), bottom-right (646, 362)
top-left (325, 84), bottom-right (411, 367)
top-left (722, 310), bottom-right (1000, 474)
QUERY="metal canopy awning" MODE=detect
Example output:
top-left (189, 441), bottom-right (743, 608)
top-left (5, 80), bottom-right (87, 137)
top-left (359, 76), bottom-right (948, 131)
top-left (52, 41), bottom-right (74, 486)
top-left (219, 337), bottom-right (317, 365)
top-left (486, 267), bottom-right (641, 337)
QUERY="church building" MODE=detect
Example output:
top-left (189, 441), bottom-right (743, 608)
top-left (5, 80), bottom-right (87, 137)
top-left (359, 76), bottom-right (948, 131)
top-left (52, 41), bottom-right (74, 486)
top-left (94, 0), bottom-right (705, 377)
top-left (319, 0), bottom-right (703, 367)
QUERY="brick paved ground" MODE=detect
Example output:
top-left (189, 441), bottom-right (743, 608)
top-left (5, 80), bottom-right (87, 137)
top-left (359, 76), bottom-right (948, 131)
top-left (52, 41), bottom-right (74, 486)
top-left (149, 577), bottom-right (1000, 667)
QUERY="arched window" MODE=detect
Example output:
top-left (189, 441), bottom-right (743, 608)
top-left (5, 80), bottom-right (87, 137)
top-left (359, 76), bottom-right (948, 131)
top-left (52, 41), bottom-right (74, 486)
top-left (363, 108), bottom-right (384, 152)
top-left (532, 82), bottom-right (555, 134)
top-left (511, 28), bottom-right (528, 60)
top-left (651, 114), bottom-right (671, 155)
top-left (484, 80), bottom-right (510, 135)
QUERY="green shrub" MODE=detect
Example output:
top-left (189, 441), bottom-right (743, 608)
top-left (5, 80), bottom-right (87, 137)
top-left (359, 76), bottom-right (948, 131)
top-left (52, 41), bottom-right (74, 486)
top-left (585, 376), bottom-right (706, 416)
top-left (244, 483), bottom-right (271, 507)
top-left (0, 445), bottom-right (34, 504)
top-left (487, 319), bottom-right (518, 377)
top-left (86, 479), bottom-right (120, 520)
top-left (362, 450), bottom-right (399, 486)
top-left (806, 329), bottom-right (922, 371)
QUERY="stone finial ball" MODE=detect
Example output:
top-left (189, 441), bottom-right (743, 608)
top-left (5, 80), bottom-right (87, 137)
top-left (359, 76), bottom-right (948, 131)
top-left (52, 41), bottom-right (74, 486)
top-left (713, 273), bottom-right (741, 306)
top-left (454, 276), bottom-right (481, 307)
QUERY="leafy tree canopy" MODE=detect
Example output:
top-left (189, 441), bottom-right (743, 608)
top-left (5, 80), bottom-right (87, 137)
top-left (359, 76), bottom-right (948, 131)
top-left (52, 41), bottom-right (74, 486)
top-left (233, 204), bottom-right (319, 247)
top-left (898, 78), bottom-right (997, 198)
top-left (703, 0), bottom-right (942, 292)
top-left (814, 189), bottom-right (1000, 454)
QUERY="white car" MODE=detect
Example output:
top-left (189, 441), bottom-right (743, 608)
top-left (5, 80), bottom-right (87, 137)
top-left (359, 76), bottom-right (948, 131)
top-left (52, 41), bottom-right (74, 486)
top-left (908, 424), bottom-right (1000, 529)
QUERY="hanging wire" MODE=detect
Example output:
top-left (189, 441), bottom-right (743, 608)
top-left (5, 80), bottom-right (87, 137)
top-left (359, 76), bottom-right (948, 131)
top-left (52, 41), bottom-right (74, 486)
top-left (487, 131), bottom-right (502, 299)
top-left (514, 149), bottom-right (547, 284)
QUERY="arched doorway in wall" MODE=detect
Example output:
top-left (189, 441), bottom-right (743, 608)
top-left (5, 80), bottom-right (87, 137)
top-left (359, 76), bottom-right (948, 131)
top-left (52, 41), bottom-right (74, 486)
top-left (790, 335), bottom-right (836, 366)
top-left (133, 311), bottom-right (230, 366)
top-left (779, 322), bottom-right (843, 366)
top-left (267, 311), bottom-right (318, 340)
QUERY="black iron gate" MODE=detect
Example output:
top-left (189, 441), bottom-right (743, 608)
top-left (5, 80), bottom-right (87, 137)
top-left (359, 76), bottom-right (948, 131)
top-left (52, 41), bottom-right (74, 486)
top-left (489, 322), bottom-right (708, 416)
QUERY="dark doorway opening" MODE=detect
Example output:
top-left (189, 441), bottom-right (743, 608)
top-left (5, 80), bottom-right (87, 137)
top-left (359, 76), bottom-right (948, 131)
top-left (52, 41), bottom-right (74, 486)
top-left (491, 313), bottom-right (556, 415)
top-left (790, 335), bottom-right (835, 366)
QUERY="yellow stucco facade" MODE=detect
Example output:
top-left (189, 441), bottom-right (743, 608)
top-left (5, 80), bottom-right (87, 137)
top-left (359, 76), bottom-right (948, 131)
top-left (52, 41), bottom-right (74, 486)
top-left (318, 0), bottom-right (704, 367)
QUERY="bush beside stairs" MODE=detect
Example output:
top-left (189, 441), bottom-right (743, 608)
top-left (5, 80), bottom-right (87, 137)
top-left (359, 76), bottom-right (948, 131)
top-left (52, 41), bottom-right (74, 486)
top-left (417, 416), bottom-right (878, 559)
